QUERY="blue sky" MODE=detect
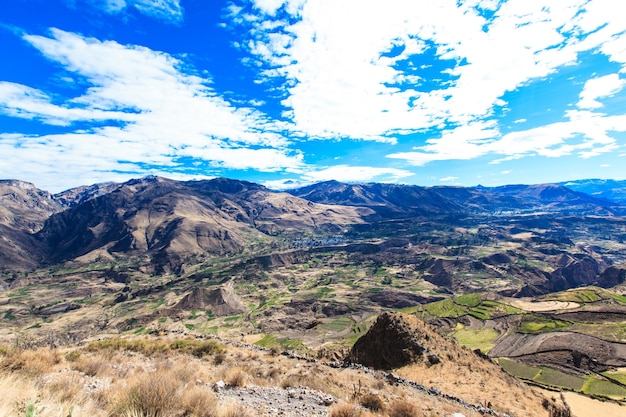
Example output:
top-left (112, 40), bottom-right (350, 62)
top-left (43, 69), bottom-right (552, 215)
top-left (1, 0), bottom-right (625, 192)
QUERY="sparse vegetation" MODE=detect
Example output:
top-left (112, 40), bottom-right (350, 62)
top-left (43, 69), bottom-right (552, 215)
top-left (387, 399), bottom-right (418, 417)
top-left (329, 402), bottom-right (362, 417)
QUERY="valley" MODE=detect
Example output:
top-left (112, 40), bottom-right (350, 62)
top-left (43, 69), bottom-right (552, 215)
top-left (1, 176), bottom-right (626, 416)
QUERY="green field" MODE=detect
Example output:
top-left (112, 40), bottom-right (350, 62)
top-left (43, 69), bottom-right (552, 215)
top-left (583, 377), bottom-right (626, 398)
top-left (498, 358), bottom-right (541, 380)
top-left (499, 358), bottom-right (626, 400)
top-left (452, 327), bottom-right (499, 352)
top-left (535, 367), bottom-right (586, 390)
top-left (415, 293), bottom-right (524, 320)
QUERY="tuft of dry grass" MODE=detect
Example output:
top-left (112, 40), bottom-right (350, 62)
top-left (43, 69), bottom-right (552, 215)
top-left (46, 375), bottom-right (85, 403)
top-left (359, 393), bottom-right (384, 412)
top-left (0, 347), bottom-right (61, 376)
top-left (72, 355), bottom-right (108, 377)
top-left (387, 400), bottom-right (418, 417)
top-left (180, 386), bottom-right (217, 417)
top-left (225, 367), bottom-right (249, 387)
top-left (329, 402), bottom-right (362, 417)
top-left (113, 370), bottom-right (180, 417)
top-left (215, 401), bottom-right (250, 417)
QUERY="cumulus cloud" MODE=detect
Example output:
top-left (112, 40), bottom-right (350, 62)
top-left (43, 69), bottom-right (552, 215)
top-left (80, 0), bottom-right (184, 23)
top-left (233, 0), bottom-right (626, 161)
top-left (301, 165), bottom-right (414, 184)
top-left (578, 73), bottom-right (626, 109)
top-left (0, 29), bottom-right (303, 191)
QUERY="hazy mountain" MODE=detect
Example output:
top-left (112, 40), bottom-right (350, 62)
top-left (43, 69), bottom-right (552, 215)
top-left (560, 179), bottom-right (626, 204)
top-left (53, 181), bottom-right (120, 207)
top-left (290, 181), bottom-right (623, 216)
top-left (290, 180), bottom-right (466, 217)
top-left (1, 176), bottom-right (625, 273)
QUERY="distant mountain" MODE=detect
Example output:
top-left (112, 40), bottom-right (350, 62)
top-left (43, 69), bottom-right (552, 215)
top-left (289, 180), bottom-right (463, 217)
top-left (33, 176), bottom-right (371, 272)
top-left (560, 179), bottom-right (626, 204)
top-left (0, 180), bottom-right (61, 270)
top-left (0, 180), bottom-right (63, 233)
top-left (53, 181), bottom-right (120, 207)
top-left (290, 181), bottom-right (624, 216)
top-left (2, 176), bottom-right (625, 273)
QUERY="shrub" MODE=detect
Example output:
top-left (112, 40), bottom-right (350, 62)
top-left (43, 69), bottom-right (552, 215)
top-left (359, 393), bottom-right (383, 411)
top-left (225, 368), bottom-right (249, 387)
top-left (115, 371), bottom-right (179, 417)
top-left (388, 400), bottom-right (418, 417)
top-left (180, 386), bottom-right (217, 417)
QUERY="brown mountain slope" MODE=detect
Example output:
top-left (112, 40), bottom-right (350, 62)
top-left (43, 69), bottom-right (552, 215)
top-left (0, 180), bottom-right (62, 233)
top-left (35, 176), bottom-right (372, 272)
top-left (0, 180), bottom-right (61, 270)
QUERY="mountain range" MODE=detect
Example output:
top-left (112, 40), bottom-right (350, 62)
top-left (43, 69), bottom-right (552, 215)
top-left (1, 176), bottom-right (625, 274)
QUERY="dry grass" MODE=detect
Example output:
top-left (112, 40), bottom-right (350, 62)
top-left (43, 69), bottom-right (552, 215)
top-left (0, 332), bottom-right (555, 417)
top-left (359, 393), bottom-right (384, 412)
top-left (329, 402), bottom-right (362, 417)
top-left (0, 372), bottom-right (100, 417)
top-left (225, 367), bottom-right (249, 387)
top-left (214, 401), bottom-right (250, 417)
top-left (71, 355), bottom-right (108, 377)
top-left (113, 369), bottom-right (180, 417)
top-left (0, 347), bottom-right (61, 376)
top-left (387, 400), bottom-right (418, 417)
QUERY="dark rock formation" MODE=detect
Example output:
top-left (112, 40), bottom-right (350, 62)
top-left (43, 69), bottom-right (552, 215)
top-left (175, 285), bottom-right (245, 317)
top-left (345, 312), bottom-right (439, 369)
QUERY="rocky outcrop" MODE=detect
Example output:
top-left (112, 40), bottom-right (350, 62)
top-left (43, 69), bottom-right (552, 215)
top-left (345, 312), bottom-right (441, 369)
top-left (548, 254), bottom-right (604, 292)
top-left (421, 258), bottom-right (453, 287)
top-left (595, 265), bottom-right (626, 288)
top-left (174, 285), bottom-right (245, 317)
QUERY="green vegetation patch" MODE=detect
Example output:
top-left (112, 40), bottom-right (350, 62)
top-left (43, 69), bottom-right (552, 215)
top-left (519, 315), bottom-right (572, 333)
top-left (416, 294), bottom-right (523, 320)
top-left (317, 317), bottom-right (355, 333)
top-left (453, 328), bottom-right (499, 353)
top-left (583, 376), bottom-right (626, 399)
top-left (254, 334), bottom-right (305, 351)
top-left (535, 367), bottom-right (585, 390)
top-left (418, 298), bottom-right (468, 318)
top-left (498, 358), bottom-right (541, 380)
top-left (454, 293), bottom-right (483, 307)
top-left (542, 287), bottom-right (626, 304)
top-left (569, 322), bottom-right (626, 343)
top-left (602, 370), bottom-right (626, 385)
top-left (86, 337), bottom-right (223, 358)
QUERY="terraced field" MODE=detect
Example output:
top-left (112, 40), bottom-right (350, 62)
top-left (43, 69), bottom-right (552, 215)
top-left (417, 287), bottom-right (626, 401)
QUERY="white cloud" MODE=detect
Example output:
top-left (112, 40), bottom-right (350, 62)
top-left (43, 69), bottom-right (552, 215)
top-left (387, 120), bottom-right (499, 165)
top-left (388, 110), bottom-right (626, 166)
top-left (0, 29), bottom-right (303, 191)
top-left (302, 165), bottom-right (414, 184)
top-left (234, 0), bottom-right (599, 139)
top-left (78, 0), bottom-right (184, 23)
top-left (439, 176), bottom-right (458, 182)
top-left (578, 73), bottom-right (626, 109)
top-left (232, 0), bottom-right (626, 163)
top-left (252, 0), bottom-right (286, 16)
